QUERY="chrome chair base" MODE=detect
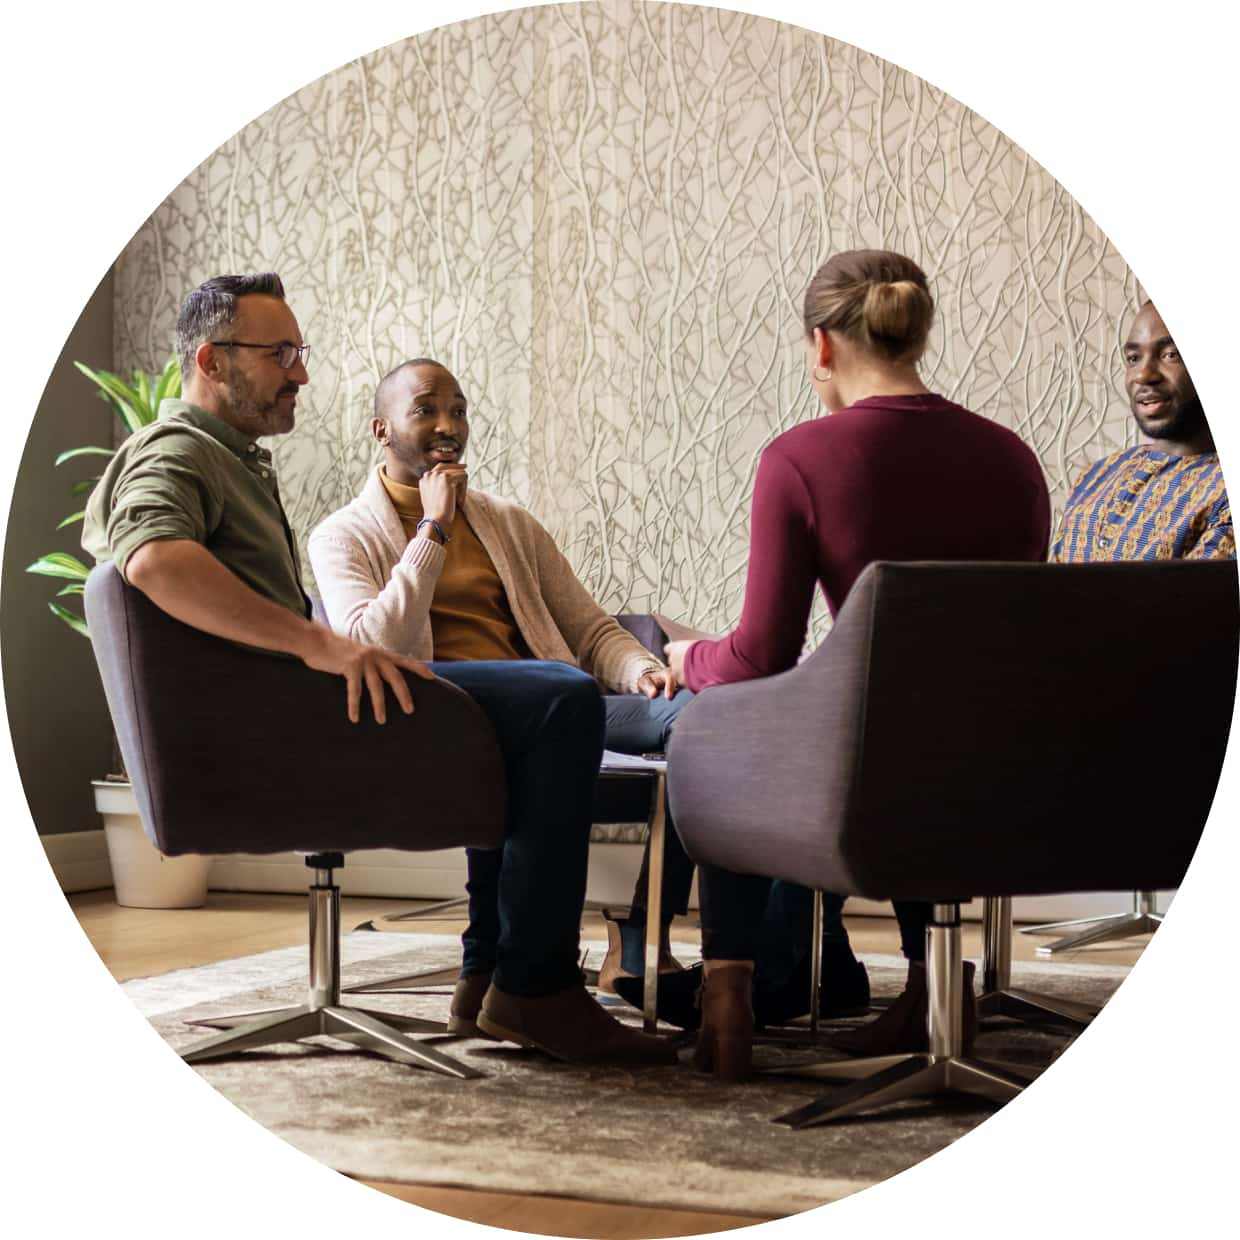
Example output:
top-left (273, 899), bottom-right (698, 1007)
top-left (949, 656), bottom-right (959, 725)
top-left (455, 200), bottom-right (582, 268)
top-left (352, 895), bottom-right (469, 933)
top-left (771, 1052), bottom-right (1028, 1128)
top-left (182, 1003), bottom-right (480, 1078)
top-left (761, 903), bottom-right (1030, 1125)
top-left (976, 986), bottom-right (1097, 1027)
top-left (182, 853), bottom-right (481, 1080)
top-left (341, 964), bottom-right (461, 995)
top-left (1021, 890), bottom-right (1162, 955)
top-left (1029, 911), bottom-right (1162, 955)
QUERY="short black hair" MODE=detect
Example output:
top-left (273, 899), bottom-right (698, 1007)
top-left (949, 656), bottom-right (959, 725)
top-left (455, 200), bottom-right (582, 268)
top-left (175, 273), bottom-right (286, 379)
top-left (373, 357), bottom-right (450, 418)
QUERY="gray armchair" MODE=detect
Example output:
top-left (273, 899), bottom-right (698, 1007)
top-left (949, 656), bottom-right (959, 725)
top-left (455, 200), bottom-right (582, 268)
top-left (85, 562), bottom-right (507, 1078)
top-left (668, 560), bottom-right (1236, 1124)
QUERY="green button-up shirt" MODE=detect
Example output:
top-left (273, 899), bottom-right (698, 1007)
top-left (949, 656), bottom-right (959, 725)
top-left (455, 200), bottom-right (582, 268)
top-left (82, 399), bottom-right (309, 619)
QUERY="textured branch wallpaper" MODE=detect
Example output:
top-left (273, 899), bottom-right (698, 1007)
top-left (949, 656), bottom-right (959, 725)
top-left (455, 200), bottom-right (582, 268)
top-left (114, 1), bottom-right (1142, 641)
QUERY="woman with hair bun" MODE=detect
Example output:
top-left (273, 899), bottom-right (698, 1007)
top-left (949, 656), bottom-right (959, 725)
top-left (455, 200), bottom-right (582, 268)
top-left (663, 249), bottom-right (1051, 1080)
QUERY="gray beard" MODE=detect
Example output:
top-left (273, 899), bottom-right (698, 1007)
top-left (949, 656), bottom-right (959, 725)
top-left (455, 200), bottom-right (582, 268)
top-left (224, 366), bottom-right (280, 435)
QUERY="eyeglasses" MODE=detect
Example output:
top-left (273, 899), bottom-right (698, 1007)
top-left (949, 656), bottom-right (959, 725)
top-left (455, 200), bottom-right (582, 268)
top-left (210, 341), bottom-right (311, 370)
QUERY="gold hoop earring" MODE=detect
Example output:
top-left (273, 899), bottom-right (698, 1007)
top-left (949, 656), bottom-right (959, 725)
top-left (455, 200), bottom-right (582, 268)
top-left (813, 366), bottom-right (832, 382)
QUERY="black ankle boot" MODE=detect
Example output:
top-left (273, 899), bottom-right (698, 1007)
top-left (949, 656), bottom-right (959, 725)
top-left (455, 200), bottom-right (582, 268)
top-left (613, 945), bottom-right (872, 1032)
top-left (753, 943), bottom-right (870, 1028)
top-left (612, 963), bottom-right (704, 1029)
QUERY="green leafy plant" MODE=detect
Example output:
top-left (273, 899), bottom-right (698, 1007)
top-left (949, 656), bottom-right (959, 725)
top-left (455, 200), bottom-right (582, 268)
top-left (27, 357), bottom-right (181, 636)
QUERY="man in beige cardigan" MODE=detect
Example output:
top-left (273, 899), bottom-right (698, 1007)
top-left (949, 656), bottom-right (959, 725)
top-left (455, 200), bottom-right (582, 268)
top-left (309, 358), bottom-right (697, 1034)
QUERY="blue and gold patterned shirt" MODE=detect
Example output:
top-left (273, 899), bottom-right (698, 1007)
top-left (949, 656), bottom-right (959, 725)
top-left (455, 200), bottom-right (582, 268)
top-left (1051, 445), bottom-right (1232, 562)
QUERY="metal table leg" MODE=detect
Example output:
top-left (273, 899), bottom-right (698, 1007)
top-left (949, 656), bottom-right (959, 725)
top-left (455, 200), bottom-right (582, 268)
top-left (642, 769), bottom-right (666, 1033)
top-left (809, 889), bottom-right (823, 1039)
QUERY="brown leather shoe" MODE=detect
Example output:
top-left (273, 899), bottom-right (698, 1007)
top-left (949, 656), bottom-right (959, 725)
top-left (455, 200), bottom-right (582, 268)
top-left (597, 908), bottom-right (685, 994)
top-left (447, 972), bottom-right (492, 1037)
top-left (832, 960), bottom-right (978, 1056)
top-left (476, 980), bottom-right (679, 1066)
top-left (693, 962), bottom-right (754, 1081)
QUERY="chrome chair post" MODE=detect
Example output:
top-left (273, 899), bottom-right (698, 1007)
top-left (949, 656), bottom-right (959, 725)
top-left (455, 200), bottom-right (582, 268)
top-left (976, 895), bottom-right (1097, 1029)
top-left (927, 903), bottom-right (961, 1059)
top-left (981, 895), bottom-right (1010, 992)
top-left (308, 869), bottom-right (340, 1009)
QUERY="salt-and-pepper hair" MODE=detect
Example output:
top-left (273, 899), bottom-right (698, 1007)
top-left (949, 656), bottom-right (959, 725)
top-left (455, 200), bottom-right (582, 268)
top-left (174, 273), bottom-right (287, 379)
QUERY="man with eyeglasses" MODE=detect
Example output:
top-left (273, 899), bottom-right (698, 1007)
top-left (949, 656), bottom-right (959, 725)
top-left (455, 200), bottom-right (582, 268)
top-left (82, 273), bottom-right (420, 717)
top-left (81, 272), bottom-right (677, 1068)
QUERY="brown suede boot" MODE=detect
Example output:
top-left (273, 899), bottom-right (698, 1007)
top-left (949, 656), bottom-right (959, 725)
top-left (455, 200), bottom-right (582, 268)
top-left (832, 959), bottom-right (977, 1057)
top-left (447, 972), bottom-right (493, 1037)
top-left (693, 962), bottom-right (755, 1081)
top-left (597, 908), bottom-right (684, 994)
top-left (477, 980), bottom-right (679, 1066)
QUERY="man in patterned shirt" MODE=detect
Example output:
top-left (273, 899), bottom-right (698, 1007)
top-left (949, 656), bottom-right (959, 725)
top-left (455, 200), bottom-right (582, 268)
top-left (1053, 302), bottom-right (1231, 561)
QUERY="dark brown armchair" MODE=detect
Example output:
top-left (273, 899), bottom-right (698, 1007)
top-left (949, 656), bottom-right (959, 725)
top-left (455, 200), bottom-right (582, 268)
top-left (85, 562), bottom-right (507, 1078)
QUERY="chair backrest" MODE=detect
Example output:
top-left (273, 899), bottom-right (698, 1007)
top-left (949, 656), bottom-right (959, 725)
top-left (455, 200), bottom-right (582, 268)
top-left (614, 613), bottom-right (667, 659)
top-left (668, 560), bottom-right (1238, 901)
top-left (308, 591), bottom-right (330, 627)
top-left (84, 563), bottom-right (507, 857)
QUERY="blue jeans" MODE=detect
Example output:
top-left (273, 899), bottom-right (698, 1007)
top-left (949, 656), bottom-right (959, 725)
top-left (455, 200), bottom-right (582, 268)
top-left (432, 660), bottom-right (604, 997)
top-left (601, 689), bottom-right (696, 931)
top-left (461, 687), bottom-right (695, 979)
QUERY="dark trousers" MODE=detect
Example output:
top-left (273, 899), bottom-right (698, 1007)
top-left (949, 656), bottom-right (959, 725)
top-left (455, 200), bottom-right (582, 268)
top-left (462, 687), bottom-right (693, 979)
top-left (433, 661), bottom-right (605, 997)
top-left (699, 864), bottom-right (931, 964)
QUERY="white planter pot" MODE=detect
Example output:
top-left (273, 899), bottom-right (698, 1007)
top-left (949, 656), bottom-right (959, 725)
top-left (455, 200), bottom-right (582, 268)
top-left (92, 781), bottom-right (212, 909)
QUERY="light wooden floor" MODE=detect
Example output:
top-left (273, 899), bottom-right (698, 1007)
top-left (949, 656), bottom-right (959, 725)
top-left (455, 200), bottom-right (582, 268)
top-left (70, 890), bottom-right (1146, 1238)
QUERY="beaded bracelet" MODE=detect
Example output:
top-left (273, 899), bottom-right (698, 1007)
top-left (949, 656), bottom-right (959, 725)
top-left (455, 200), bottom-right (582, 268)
top-left (416, 517), bottom-right (451, 544)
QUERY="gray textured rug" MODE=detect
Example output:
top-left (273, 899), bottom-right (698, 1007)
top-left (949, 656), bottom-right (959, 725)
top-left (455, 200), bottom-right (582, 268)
top-left (123, 933), bottom-right (1129, 1218)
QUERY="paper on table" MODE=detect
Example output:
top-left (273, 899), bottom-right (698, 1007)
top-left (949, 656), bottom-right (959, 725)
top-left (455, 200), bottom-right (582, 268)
top-left (600, 749), bottom-right (667, 771)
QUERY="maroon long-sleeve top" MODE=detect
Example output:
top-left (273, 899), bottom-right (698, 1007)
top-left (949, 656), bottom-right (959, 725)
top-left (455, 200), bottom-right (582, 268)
top-left (684, 394), bottom-right (1051, 690)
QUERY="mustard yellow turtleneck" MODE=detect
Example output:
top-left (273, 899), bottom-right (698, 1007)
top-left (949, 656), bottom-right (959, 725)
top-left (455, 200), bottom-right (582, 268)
top-left (379, 468), bottom-right (532, 662)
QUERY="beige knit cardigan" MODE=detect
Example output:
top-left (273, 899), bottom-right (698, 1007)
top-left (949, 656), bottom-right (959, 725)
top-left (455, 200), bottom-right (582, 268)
top-left (307, 468), bottom-right (664, 693)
